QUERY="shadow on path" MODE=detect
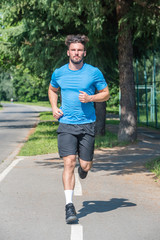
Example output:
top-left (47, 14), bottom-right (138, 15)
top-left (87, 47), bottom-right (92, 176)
top-left (77, 198), bottom-right (136, 219)
top-left (34, 142), bottom-right (159, 176)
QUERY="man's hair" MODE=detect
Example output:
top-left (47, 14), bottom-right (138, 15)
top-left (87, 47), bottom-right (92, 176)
top-left (65, 34), bottom-right (89, 49)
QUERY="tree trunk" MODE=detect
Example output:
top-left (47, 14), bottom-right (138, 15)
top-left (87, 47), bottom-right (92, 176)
top-left (116, 0), bottom-right (137, 142)
top-left (95, 101), bottom-right (106, 136)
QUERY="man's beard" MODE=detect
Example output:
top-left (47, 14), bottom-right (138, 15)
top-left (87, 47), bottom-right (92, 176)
top-left (70, 56), bottom-right (84, 65)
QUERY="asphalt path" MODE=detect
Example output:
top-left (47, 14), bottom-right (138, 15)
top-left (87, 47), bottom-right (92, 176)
top-left (0, 103), bottom-right (51, 164)
top-left (0, 142), bottom-right (160, 240)
top-left (0, 104), bottom-right (160, 239)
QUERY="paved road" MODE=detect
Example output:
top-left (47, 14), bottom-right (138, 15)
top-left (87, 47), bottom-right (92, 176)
top-left (0, 105), bottom-right (160, 239)
top-left (0, 103), bottom-right (51, 164)
top-left (0, 131), bottom-right (160, 239)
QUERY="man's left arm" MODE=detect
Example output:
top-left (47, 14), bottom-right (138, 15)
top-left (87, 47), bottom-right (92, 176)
top-left (79, 86), bottom-right (110, 103)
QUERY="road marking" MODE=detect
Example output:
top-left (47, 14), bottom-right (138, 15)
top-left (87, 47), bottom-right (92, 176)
top-left (71, 225), bottom-right (83, 240)
top-left (71, 173), bottom-right (83, 240)
top-left (0, 159), bottom-right (84, 240)
top-left (0, 158), bottom-right (23, 182)
top-left (74, 173), bottom-right (82, 196)
top-left (141, 133), bottom-right (155, 138)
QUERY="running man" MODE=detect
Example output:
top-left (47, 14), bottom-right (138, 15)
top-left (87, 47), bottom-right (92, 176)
top-left (48, 34), bottom-right (110, 224)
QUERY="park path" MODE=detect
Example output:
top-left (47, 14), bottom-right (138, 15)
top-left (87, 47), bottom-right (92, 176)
top-left (0, 103), bottom-right (51, 165)
top-left (0, 124), bottom-right (160, 240)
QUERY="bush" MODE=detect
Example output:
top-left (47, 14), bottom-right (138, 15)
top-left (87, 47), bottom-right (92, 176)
top-left (107, 83), bottom-right (119, 108)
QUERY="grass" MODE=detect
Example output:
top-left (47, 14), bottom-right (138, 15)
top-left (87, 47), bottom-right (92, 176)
top-left (107, 106), bottom-right (119, 114)
top-left (40, 111), bottom-right (54, 121)
top-left (19, 120), bottom-right (59, 156)
top-left (95, 131), bottom-right (118, 148)
top-left (2, 100), bottom-right (51, 108)
top-left (18, 111), bottom-right (123, 156)
top-left (106, 119), bottom-right (120, 125)
top-left (146, 157), bottom-right (160, 179)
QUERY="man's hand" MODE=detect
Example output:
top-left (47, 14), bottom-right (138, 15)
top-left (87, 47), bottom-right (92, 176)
top-left (79, 91), bottom-right (92, 103)
top-left (79, 86), bottom-right (110, 103)
top-left (53, 107), bottom-right (63, 120)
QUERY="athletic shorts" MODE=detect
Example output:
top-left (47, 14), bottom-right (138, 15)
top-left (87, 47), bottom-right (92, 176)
top-left (57, 123), bottom-right (95, 162)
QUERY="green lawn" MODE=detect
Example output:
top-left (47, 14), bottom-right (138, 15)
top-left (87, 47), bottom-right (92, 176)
top-left (2, 100), bottom-right (51, 108)
top-left (107, 106), bottom-right (119, 114)
top-left (146, 157), bottom-right (160, 179)
top-left (19, 120), bottom-right (59, 156)
top-left (40, 111), bottom-right (54, 121)
top-left (19, 112), bottom-right (121, 156)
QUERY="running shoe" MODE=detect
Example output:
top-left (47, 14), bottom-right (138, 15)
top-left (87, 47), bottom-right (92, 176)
top-left (65, 203), bottom-right (77, 224)
top-left (78, 166), bottom-right (88, 179)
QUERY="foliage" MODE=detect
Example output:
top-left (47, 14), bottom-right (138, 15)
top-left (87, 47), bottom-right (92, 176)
top-left (131, 1), bottom-right (160, 59)
top-left (0, 0), bottom-right (119, 102)
top-left (1, 1), bottom-right (160, 96)
top-left (12, 67), bottom-right (48, 101)
top-left (0, 3), bottom-right (159, 73)
top-left (107, 82), bottom-right (119, 109)
top-left (0, 0), bottom-right (118, 80)
top-left (0, 69), bottom-right (15, 100)
top-left (1, 0), bottom-right (160, 140)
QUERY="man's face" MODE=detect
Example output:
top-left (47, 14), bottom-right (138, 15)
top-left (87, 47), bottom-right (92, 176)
top-left (67, 43), bottom-right (86, 64)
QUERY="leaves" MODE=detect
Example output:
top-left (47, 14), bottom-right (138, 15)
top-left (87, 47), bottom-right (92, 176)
top-left (0, 0), bottom-right (160, 101)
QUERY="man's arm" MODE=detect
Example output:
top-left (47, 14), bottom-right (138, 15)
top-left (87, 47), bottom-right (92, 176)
top-left (48, 84), bottom-right (63, 120)
top-left (79, 86), bottom-right (110, 103)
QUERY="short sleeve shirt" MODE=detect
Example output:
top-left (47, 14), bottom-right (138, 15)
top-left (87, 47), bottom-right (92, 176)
top-left (50, 63), bottom-right (107, 124)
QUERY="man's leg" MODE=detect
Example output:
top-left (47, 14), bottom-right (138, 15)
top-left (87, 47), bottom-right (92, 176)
top-left (78, 133), bottom-right (94, 179)
top-left (78, 159), bottom-right (92, 179)
top-left (58, 131), bottom-right (78, 223)
top-left (63, 155), bottom-right (78, 223)
top-left (63, 155), bottom-right (76, 197)
top-left (79, 158), bottom-right (92, 172)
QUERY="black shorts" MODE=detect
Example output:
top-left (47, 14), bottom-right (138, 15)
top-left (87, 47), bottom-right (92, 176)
top-left (57, 123), bottom-right (95, 162)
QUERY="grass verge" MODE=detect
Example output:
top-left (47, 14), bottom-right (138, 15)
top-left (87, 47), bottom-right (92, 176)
top-left (95, 132), bottom-right (118, 148)
top-left (2, 101), bottom-right (51, 108)
top-left (146, 157), bottom-right (160, 179)
top-left (107, 106), bottom-right (119, 114)
top-left (19, 112), bottom-right (123, 156)
top-left (19, 120), bottom-right (59, 156)
top-left (106, 119), bottom-right (120, 125)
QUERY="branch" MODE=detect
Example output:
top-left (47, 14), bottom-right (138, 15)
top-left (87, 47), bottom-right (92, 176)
top-left (134, 0), bottom-right (160, 15)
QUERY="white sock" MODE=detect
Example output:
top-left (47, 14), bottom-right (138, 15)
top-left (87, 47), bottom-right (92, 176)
top-left (64, 190), bottom-right (74, 205)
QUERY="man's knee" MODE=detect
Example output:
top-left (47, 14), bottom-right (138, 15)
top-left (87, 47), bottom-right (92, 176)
top-left (79, 159), bottom-right (92, 172)
top-left (63, 155), bottom-right (76, 169)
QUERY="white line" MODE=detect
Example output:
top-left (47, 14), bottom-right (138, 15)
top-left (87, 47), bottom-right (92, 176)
top-left (71, 225), bottom-right (83, 240)
top-left (74, 173), bottom-right (82, 196)
top-left (70, 173), bottom-right (83, 239)
top-left (0, 158), bottom-right (23, 182)
top-left (141, 133), bottom-right (155, 138)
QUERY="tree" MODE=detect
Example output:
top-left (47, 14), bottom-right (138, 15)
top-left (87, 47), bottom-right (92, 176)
top-left (116, 0), bottom-right (137, 142)
top-left (1, 0), bottom-right (118, 136)
top-left (115, 0), bottom-right (160, 142)
top-left (0, 71), bottom-right (14, 100)
top-left (1, 0), bottom-right (160, 139)
top-left (12, 67), bottom-right (48, 102)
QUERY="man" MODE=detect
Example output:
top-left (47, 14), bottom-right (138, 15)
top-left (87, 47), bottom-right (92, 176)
top-left (48, 34), bottom-right (110, 224)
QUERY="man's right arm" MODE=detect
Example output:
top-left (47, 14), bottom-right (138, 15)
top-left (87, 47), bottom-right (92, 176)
top-left (48, 84), bottom-right (63, 120)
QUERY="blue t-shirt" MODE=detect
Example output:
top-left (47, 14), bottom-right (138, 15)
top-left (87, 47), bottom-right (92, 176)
top-left (50, 63), bottom-right (107, 124)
